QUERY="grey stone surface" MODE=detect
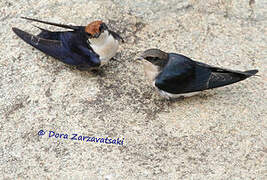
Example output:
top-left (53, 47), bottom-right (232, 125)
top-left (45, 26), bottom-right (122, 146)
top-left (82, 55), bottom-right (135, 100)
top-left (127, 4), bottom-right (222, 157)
top-left (0, 0), bottom-right (266, 179)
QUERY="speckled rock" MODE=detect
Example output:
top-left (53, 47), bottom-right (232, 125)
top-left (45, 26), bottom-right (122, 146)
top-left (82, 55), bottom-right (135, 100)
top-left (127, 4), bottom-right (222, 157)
top-left (0, 0), bottom-right (266, 179)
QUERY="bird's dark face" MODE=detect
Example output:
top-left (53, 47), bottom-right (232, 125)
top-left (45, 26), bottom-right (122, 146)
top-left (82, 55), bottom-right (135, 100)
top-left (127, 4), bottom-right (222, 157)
top-left (139, 49), bottom-right (169, 70)
top-left (85, 21), bottom-right (108, 39)
top-left (144, 56), bottom-right (168, 69)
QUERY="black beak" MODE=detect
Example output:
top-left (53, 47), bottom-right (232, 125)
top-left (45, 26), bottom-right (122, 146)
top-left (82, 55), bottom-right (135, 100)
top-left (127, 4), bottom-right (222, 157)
top-left (136, 54), bottom-right (144, 63)
top-left (100, 23), bottom-right (108, 33)
top-left (136, 57), bottom-right (143, 61)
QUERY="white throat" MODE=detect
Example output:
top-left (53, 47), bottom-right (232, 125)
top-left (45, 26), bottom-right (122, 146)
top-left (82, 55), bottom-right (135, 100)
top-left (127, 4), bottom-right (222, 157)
top-left (88, 30), bottom-right (109, 45)
top-left (142, 60), bottom-right (160, 84)
top-left (88, 30), bottom-right (119, 65)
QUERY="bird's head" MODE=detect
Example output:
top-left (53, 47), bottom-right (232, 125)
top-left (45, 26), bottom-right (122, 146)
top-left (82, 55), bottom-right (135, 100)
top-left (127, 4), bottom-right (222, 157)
top-left (137, 49), bottom-right (169, 82)
top-left (137, 49), bottom-right (169, 70)
top-left (85, 21), bottom-right (109, 43)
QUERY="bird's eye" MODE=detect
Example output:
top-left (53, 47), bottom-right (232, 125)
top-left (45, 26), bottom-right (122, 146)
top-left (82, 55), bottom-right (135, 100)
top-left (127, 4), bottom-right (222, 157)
top-left (86, 32), bottom-right (92, 37)
top-left (147, 57), bottom-right (158, 62)
top-left (146, 57), bottom-right (166, 67)
top-left (99, 23), bottom-right (108, 32)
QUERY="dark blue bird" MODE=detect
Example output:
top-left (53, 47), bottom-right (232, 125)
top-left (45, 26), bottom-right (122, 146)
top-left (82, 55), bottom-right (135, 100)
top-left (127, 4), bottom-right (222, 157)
top-left (138, 49), bottom-right (258, 99)
top-left (12, 17), bottom-right (123, 70)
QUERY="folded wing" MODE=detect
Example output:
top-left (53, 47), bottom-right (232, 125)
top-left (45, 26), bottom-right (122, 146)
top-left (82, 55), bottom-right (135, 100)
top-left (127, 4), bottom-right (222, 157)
top-left (12, 28), bottom-right (100, 67)
top-left (155, 53), bottom-right (258, 94)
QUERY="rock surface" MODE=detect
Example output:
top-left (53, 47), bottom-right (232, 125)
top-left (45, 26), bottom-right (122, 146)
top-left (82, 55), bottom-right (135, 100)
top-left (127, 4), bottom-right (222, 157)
top-left (0, 0), bottom-right (266, 179)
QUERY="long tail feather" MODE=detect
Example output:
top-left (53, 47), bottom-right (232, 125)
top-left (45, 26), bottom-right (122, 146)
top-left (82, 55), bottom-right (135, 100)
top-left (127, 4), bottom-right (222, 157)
top-left (32, 25), bottom-right (51, 32)
top-left (243, 70), bottom-right (258, 76)
top-left (21, 17), bottom-right (80, 30)
top-left (208, 69), bottom-right (258, 89)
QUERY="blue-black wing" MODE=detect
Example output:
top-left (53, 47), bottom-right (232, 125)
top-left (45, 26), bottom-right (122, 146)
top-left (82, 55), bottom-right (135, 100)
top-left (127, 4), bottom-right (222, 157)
top-left (12, 27), bottom-right (100, 68)
top-left (155, 53), bottom-right (258, 94)
top-left (155, 53), bottom-right (209, 94)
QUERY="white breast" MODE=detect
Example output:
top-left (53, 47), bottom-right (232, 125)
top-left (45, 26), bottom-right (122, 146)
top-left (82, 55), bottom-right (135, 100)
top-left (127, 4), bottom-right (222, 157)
top-left (89, 31), bottom-right (119, 65)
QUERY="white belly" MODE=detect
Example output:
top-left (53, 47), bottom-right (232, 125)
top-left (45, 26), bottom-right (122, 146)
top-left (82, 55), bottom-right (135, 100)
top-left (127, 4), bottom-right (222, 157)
top-left (90, 36), bottom-right (119, 65)
top-left (152, 81), bottom-right (200, 99)
top-left (158, 89), bottom-right (200, 99)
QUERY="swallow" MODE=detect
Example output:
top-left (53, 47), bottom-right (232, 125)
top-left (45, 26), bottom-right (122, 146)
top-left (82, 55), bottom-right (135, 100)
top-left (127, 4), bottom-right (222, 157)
top-left (138, 49), bottom-right (258, 99)
top-left (12, 17), bottom-right (123, 70)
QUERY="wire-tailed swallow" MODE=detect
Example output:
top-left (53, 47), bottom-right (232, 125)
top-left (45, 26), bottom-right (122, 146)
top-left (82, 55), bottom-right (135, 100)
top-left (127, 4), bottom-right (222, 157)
top-left (12, 17), bottom-right (123, 70)
top-left (138, 49), bottom-right (258, 99)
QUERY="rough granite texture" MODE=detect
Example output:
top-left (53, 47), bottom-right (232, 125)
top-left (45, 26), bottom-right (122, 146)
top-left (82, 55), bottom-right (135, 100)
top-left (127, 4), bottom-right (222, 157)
top-left (0, 0), bottom-right (266, 179)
